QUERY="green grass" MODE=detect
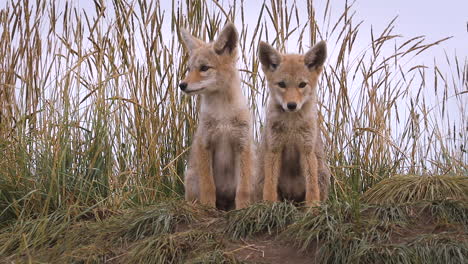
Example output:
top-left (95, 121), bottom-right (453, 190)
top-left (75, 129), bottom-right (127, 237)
top-left (422, 199), bottom-right (468, 228)
top-left (223, 201), bottom-right (298, 239)
top-left (0, 200), bottom-right (218, 262)
top-left (0, 199), bottom-right (467, 263)
top-left (0, 211), bottom-right (72, 258)
top-left (110, 200), bottom-right (197, 241)
top-left (0, 0), bottom-right (465, 221)
top-left (124, 230), bottom-right (217, 264)
top-left (0, 0), bottom-right (467, 262)
top-left (354, 234), bottom-right (468, 264)
top-left (283, 200), bottom-right (468, 264)
top-left (362, 175), bottom-right (468, 204)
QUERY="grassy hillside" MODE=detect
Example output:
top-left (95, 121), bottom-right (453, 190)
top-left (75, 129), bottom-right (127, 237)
top-left (0, 0), bottom-right (466, 262)
top-left (1, 189), bottom-right (467, 262)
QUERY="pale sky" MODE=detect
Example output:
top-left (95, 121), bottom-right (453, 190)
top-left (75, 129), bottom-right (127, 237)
top-left (152, 0), bottom-right (467, 60)
top-left (2, 1), bottom-right (465, 63)
top-left (1, 0), bottom-right (465, 161)
top-left (2, 0), bottom-right (466, 113)
top-left (353, 0), bottom-right (467, 60)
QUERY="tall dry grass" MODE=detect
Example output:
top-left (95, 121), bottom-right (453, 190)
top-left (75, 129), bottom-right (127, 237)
top-left (0, 0), bottom-right (466, 226)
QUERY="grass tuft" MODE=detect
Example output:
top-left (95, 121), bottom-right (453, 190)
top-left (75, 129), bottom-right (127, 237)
top-left (408, 233), bottom-right (468, 263)
top-left (0, 211), bottom-right (71, 257)
top-left (111, 200), bottom-right (197, 241)
top-left (285, 201), bottom-right (468, 263)
top-left (223, 201), bottom-right (298, 239)
top-left (362, 175), bottom-right (468, 204)
top-left (125, 230), bottom-right (217, 264)
top-left (284, 202), bottom-right (362, 251)
top-left (422, 200), bottom-right (468, 227)
top-left (343, 233), bottom-right (468, 264)
top-left (367, 204), bottom-right (411, 223)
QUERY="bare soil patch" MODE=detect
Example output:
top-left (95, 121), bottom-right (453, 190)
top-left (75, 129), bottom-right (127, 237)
top-left (225, 235), bottom-right (317, 264)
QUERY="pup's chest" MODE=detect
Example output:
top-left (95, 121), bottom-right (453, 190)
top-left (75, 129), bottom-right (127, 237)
top-left (200, 116), bottom-right (250, 148)
top-left (268, 119), bottom-right (316, 149)
top-left (271, 119), bottom-right (312, 136)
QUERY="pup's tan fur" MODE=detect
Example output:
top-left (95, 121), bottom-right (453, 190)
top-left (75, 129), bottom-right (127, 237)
top-left (178, 23), bottom-right (254, 210)
top-left (254, 41), bottom-right (330, 206)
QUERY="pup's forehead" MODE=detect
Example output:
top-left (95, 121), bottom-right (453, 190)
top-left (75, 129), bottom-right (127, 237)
top-left (188, 45), bottom-right (219, 65)
top-left (276, 54), bottom-right (309, 79)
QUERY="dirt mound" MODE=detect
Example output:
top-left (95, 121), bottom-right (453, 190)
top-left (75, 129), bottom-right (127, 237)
top-left (227, 235), bottom-right (317, 264)
top-left (1, 200), bottom-right (467, 263)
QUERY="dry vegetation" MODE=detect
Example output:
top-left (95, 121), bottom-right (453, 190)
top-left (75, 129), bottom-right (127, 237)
top-left (0, 0), bottom-right (467, 262)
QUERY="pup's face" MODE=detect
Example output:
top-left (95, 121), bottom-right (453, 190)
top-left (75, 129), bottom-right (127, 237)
top-left (178, 23), bottom-right (238, 95)
top-left (258, 41), bottom-right (327, 112)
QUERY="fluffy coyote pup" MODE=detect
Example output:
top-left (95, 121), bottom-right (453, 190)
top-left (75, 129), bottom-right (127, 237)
top-left (178, 23), bottom-right (254, 211)
top-left (255, 41), bottom-right (331, 206)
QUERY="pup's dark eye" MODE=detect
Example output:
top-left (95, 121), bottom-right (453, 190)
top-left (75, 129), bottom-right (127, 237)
top-left (299, 82), bottom-right (307, 88)
top-left (200, 65), bottom-right (210, 72)
top-left (277, 81), bottom-right (286, 88)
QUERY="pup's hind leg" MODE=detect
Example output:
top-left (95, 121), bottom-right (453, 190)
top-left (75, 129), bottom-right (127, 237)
top-left (236, 147), bottom-right (253, 209)
top-left (301, 152), bottom-right (321, 207)
top-left (195, 143), bottom-right (216, 207)
top-left (263, 151), bottom-right (281, 202)
top-left (184, 168), bottom-right (199, 203)
top-left (317, 158), bottom-right (330, 201)
top-left (315, 135), bottom-right (330, 201)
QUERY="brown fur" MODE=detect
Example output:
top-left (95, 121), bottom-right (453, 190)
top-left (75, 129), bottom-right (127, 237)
top-left (179, 23), bottom-right (254, 210)
top-left (254, 41), bottom-right (331, 206)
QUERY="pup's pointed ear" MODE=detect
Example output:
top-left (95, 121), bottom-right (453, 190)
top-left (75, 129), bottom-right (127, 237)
top-left (258, 41), bottom-right (282, 72)
top-left (304, 40), bottom-right (327, 71)
top-left (214, 22), bottom-right (238, 55)
top-left (179, 28), bottom-right (204, 53)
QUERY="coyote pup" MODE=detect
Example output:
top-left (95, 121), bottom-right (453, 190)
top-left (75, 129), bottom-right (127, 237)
top-left (255, 41), bottom-right (330, 206)
top-left (178, 23), bottom-right (254, 210)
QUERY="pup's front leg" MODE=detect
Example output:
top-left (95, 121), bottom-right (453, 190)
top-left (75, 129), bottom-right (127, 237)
top-left (236, 146), bottom-right (253, 209)
top-left (263, 151), bottom-right (281, 202)
top-left (301, 151), bottom-right (321, 207)
top-left (196, 143), bottom-right (216, 207)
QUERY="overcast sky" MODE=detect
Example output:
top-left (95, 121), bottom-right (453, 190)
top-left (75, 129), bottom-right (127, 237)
top-left (2, 0), bottom-right (466, 101)
top-left (1, 0), bottom-right (465, 144)
top-left (352, 0), bottom-right (467, 60)
top-left (245, 0), bottom-right (467, 64)
top-left (2, 0), bottom-right (465, 63)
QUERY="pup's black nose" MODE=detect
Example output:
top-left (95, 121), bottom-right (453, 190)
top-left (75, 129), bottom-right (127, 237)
top-left (179, 82), bottom-right (187, 91)
top-left (287, 102), bottom-right (297, 110)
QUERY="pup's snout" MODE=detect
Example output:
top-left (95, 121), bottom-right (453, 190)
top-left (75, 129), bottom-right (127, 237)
top-left (179, 82), bottom-right (188, 91)
top-left (287, 102), bottom-right (297, 110)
